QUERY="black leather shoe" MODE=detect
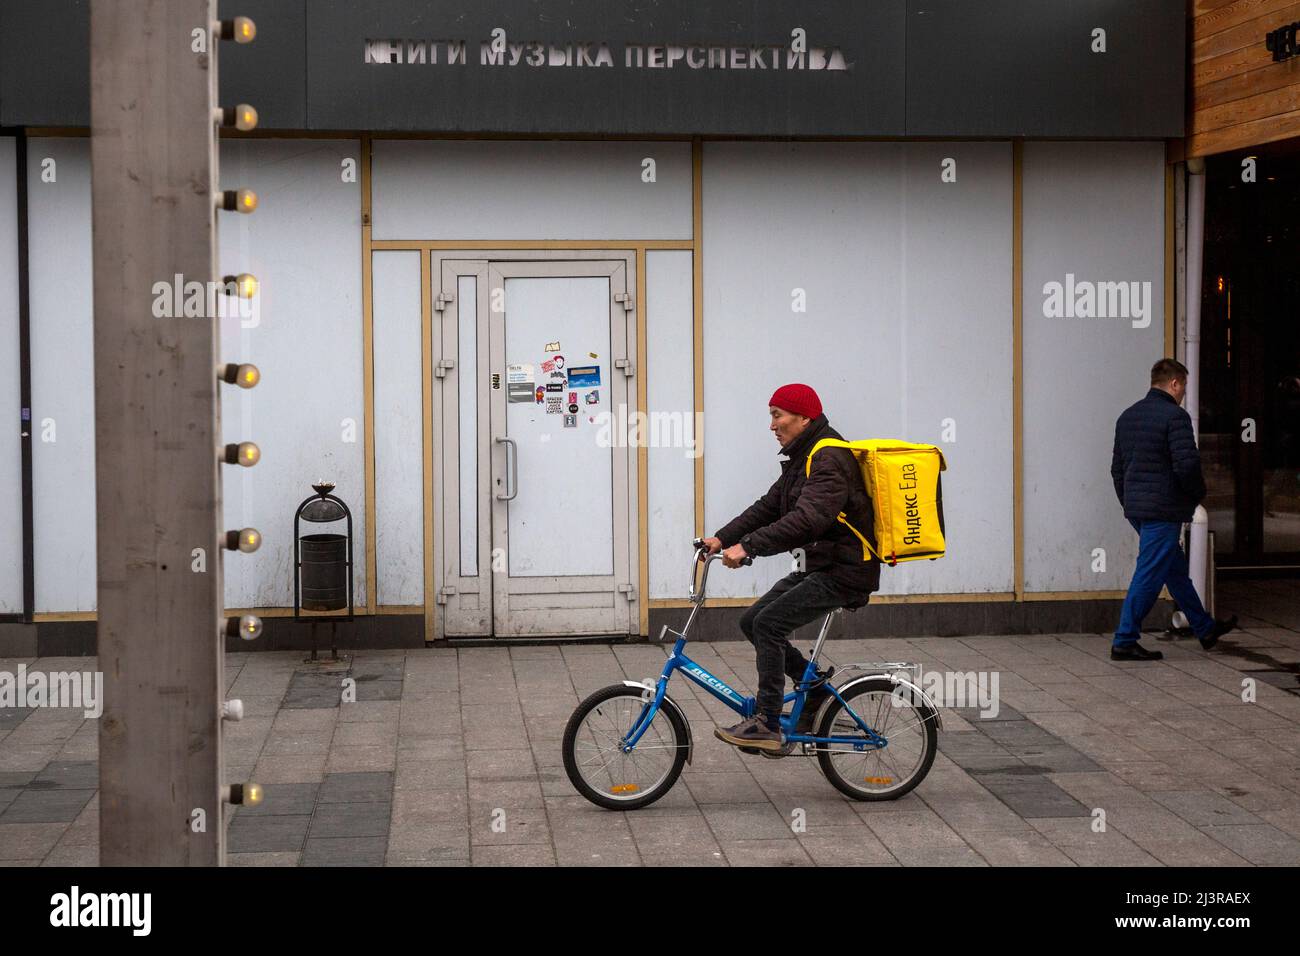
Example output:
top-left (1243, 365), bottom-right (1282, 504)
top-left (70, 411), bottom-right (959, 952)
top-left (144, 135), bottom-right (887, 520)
top-left (1111, 643), bottom-right (1164, 661)
top-left (1198, 615), bottom-right (1238, 651)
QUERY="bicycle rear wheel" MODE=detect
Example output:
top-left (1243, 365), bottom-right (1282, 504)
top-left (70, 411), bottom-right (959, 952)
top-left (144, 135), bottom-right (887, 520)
top-left (562, 684), bottom-right (688, 811)
top-left (814, 677), bottom-right (937, 801)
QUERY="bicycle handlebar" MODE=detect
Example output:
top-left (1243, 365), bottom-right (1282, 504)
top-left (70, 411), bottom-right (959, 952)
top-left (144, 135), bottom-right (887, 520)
top-left (689, 537), bottom-right (752, 602)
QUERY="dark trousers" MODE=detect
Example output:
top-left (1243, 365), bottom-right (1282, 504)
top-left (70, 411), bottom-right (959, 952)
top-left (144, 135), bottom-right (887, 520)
top-left (1114, 518), bottom-right (1213, 648)
top-left (738, 571), bottom-right (860, 717)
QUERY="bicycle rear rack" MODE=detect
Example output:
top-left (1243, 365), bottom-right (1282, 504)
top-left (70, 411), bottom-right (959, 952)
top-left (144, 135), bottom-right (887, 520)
top-left (837, 661), bottom-right (922, 679)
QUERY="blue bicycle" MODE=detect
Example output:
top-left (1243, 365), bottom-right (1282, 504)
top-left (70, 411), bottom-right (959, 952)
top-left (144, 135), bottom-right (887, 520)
top-left (563, 541), bottom-right (942, 810)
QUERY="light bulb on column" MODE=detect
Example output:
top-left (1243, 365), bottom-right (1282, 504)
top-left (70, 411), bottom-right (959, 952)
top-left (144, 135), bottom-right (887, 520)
top-left (220, 363), bottom-right (260, 389)
top-left (217, 16), bottom-right (257, 43)
top-left (222, 274), bottom-right (258, 299)
top-left (225, 528), bottom-right (261, 553)
top-left (224, 614), bottom-right (263, 641)
top-left (223, 442), bottom-right (260, 467)
top-left (220, 189), bottom-right (258, 213)
top-left (222, 782), bottom-right (263, 806)
top-left (216, 104), bottom-right (259, 132)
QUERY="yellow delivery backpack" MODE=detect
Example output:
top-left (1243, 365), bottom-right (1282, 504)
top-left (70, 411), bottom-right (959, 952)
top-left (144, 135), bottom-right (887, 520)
top-left (805, 439), bottom-right (947, 567)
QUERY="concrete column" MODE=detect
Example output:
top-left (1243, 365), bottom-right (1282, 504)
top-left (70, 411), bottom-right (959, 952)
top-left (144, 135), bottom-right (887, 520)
top-left (91, 0), bottom-right (225, 865)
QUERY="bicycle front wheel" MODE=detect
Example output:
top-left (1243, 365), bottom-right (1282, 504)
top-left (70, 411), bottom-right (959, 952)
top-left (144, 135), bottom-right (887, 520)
top-left (562, 684), bottom-right (688, 811)
top-left (814, 677), bottom-right (938, 801)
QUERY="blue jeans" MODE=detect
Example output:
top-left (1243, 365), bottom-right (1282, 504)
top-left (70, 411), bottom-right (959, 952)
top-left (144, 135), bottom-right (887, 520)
top-left (1114, 519), bottom-right (1213, 648)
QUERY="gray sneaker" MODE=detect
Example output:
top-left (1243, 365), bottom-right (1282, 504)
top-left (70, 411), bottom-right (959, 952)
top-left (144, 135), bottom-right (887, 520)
top-left (714, 715), bottom-right (784, 752)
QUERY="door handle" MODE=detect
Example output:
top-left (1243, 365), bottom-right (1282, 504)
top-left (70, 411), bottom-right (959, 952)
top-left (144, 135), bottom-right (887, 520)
top-left (495, 436), bottom-right (518, 501)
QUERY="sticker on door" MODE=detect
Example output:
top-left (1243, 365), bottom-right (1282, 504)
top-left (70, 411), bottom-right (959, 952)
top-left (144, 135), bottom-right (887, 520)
top-left (568, 366), bottom-right (600, 388)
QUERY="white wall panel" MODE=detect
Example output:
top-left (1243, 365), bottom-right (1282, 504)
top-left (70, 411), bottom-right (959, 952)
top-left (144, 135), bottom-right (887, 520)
top-left (887, 142), bottom-right (1014, 598)
top-left (27, 138), bottom-right (366, 613)
top-left (372, 251), bottom-right (424, 605)
top-left (28, 138), bottom-right (95, 612)
top-left (0, 138), bottom-right (21, 613)
top-left (701, 141), bottom-right (1014, 600)
top-left (372, 140), bottom-right (692, 241)
top-left (15, 133), bottom-right (1166, 613)
top-left (218, 140), bottom-right (364, 608)
top-left (646, 250), bottom-right (697, 598)
top-left (1022, 141), bottom-right (1167, 593)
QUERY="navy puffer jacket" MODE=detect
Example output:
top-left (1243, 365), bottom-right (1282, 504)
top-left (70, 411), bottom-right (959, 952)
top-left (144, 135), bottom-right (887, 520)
top-left (1110, 387), bottom-right (1206, 522)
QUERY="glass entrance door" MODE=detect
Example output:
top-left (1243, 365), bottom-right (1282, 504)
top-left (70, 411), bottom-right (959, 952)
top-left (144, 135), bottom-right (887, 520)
top-left (1201, 149), bottom-right (1300, 568)
top-left (433, 254), bottom-right (639, 636)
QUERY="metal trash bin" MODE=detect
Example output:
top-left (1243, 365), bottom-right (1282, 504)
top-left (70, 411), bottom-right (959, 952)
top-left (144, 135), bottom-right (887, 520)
top-left (293, 481), bottom-right (355, 658)
top-left (300, 532), bottom-right (348, 611)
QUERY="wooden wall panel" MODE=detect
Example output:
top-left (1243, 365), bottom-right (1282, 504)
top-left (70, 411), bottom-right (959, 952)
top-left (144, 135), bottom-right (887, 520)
top-left (1194, 0), bottom-right (1297, 37)
top-left (1190, 0), bottom-right (1300, 155)
top-left (1193, 1), bottom-right (1300, 61)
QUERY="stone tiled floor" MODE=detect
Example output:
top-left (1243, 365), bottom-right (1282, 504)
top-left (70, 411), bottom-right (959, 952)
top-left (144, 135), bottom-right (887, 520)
top-left (1, 586), bottom-right (1298, 866)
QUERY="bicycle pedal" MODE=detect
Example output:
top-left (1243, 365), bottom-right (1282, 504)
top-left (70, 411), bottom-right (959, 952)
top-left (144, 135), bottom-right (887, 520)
top-left (738, 746), bottom-right (763, 756)
top-left (760, 742), bottom-right (797, 759)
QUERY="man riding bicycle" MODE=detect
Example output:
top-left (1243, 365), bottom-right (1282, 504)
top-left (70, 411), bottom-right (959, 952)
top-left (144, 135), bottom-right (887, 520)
top-left (700, 383), bottom-right (879, 752)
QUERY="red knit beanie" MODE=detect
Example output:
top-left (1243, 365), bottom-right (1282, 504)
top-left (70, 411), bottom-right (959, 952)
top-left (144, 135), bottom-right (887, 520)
top-left (768, 383), bottom-right (822, 419)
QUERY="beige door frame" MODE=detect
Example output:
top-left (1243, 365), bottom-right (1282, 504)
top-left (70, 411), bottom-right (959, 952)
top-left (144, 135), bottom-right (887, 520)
top-left (429, 250), bottom-right (640, 638)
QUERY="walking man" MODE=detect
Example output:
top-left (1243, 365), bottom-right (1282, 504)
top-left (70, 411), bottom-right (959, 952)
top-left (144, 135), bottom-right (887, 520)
top-left (1110, 359), bottom-right (1237, 661)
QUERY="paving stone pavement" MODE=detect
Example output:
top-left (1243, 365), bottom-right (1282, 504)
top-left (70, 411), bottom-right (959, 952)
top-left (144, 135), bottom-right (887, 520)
top-left (1, 601), bottom-right (1299, 866)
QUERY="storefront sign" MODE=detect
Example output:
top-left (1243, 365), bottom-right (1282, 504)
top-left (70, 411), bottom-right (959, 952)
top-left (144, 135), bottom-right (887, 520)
top-left (308, 0), bottom-right (900, 135)
top-left (363, 39), bottom-right (850, 72)
top-left (0, 0), bottom-right (1185, 137)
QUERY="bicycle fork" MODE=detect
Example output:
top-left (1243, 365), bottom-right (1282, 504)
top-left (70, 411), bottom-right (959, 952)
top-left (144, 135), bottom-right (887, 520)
top-left (616, 675), bottom-right (695, 764)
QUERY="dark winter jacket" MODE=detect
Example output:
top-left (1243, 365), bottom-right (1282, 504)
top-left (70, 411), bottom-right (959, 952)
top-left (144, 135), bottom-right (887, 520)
top-left (1110, 387), bottom-right (1206, 522)
top-left (715, 414), bottom-right (880, 601)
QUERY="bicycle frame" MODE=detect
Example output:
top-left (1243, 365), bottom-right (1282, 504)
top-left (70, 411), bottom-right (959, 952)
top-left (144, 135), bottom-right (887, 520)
top-left (621, 547), bottom-right (889, 753)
